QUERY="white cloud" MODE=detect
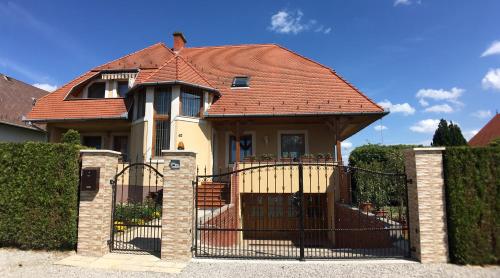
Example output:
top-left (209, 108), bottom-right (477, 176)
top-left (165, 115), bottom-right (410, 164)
top-left (394, 0), bottom-right (411, 6)
top-left (33, 83), bottom-right (57, 92)
top-left (472, 110), bottom-right (493, 119)
top-left (341, 141), bottom-right (353, 150)
top-left (481, 41), bottom-right (500, 57)
top-left (416, 87), bottom-right (464, 105)
top-left (424, 104), bottom-right (454, 113)
top-left (482, 68), bottom-right (500, 91)
top-left (0, 57), bottom-right (51, 83)
top-left (410, 119), bottom-right (440, 133)
top-left (419, 98), bottom-right (429, 107)
top-left (378, 100), bottom-right (416, 115)
top-left (374, 125), bottom-right (388, 131)
top-left (464, 129), bottom-right (479, 141)
top-left (269, 9), bottom-right (331, 35)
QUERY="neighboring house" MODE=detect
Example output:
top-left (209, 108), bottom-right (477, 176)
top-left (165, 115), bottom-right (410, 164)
top-left (0, 74), bottom-right (48, 142)
top-left (468, 113), bottom-right (500, 146)
top-left (26, 32), bottom-right (386, 170)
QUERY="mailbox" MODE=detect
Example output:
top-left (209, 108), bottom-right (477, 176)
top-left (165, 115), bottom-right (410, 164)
top-left (81, 167), bottom-right (100, 191)
top-left (169, 159), bottom-right (180, 170)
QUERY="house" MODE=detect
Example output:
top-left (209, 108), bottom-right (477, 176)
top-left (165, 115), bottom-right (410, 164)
top-left (0, 74), bottom-right (48, 142)
top-left (468, 113), bottom-right (500, 146)
top-left (26, 33), bottom-right (402, 257)
top-left (26, 32), bottom-right (386, 168)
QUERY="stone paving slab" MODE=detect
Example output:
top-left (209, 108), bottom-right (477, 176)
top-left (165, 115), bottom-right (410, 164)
top-left (55, 253), bottom-right (187, 273)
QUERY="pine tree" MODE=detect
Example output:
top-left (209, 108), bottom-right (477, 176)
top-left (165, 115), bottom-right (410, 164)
top-left (448, 122), bottom-right (467, 146)
top-left (432, 119), bottom-right (467, 146)
top-left (432, 119), bottom-right (450, 146)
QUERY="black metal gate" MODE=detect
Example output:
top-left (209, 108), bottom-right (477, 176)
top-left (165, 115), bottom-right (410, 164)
top-left (110, 161), bottom-right (164, 254)
top-left (193, 161), bottom-right (410, 260)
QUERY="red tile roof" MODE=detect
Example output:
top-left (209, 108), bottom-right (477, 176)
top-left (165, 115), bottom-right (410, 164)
top-left (140, 55), bottom-right (215, 90)
top-left (26, 72), bottom-right (128, 121)
top-left (469, 114), bottom-right (500, 146)
top-left (27, 41), bottom-right (385, 121)
top-left (181, 44), bottom-right (383, 116)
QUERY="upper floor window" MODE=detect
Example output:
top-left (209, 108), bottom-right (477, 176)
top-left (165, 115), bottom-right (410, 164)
top-left (231, 76), bottom-right (249, 88)
top-left (180, 87), bottom-right (203, 117)
top-left (117, 81), bottom-right (129, 97)
top-left (88, 82), bottom-right (105, 98)
top-left (135, 90), bottom-right (146, 120)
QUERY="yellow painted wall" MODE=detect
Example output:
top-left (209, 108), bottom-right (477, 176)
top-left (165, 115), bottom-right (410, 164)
top-left (215, 123), bottom-right (336, 169)
top-left (175, 118), bottom-right (213, 173)
top-left (238, 162), bottom-right (336, 193)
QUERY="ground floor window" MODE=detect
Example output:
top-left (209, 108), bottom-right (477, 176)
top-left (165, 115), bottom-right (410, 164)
top-left (280, 133), bottom-right (306, 159)
top-left (113, 136), bottom-right (129, 161)
top-left (229, 134), bottom-right (253, 163)
top-left (82, 136), bottom-right (102, 149)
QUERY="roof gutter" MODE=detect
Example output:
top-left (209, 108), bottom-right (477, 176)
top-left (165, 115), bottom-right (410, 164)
top-left (204, 111), bottom-right (389, 118)
top-left (22, 112), bottom-right (128, 123)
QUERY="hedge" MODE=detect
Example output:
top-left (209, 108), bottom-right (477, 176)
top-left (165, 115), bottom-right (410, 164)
top-left (444, 146), bottom-right (499, 265)
top-left (0, 142), bottom-right (80, 249)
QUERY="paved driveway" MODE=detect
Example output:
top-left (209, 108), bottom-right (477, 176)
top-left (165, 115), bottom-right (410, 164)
top-left (1, 249), bottom-right (498, 278)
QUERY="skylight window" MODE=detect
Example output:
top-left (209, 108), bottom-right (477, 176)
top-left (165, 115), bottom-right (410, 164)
top-left (231, 76), bottom-right (249, 88)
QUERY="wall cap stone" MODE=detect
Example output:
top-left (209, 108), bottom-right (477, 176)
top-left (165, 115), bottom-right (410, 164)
top-left (161, 150), bottom-right (197, 157)
top-left (80, 149), bottom-right (122, 156)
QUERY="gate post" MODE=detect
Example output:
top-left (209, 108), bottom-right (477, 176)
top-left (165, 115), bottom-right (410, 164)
top-left (404, 147), bottom-right (449, 263)
top-left (161, 150), bottom-right (197, 261)
top-left (77, 150), bottom-right (121, 257)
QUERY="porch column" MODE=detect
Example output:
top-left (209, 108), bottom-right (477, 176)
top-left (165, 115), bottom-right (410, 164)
top-left (161, 150), bottom-right (197, 261)
top-left (235, 122), bottom-right (241, 163)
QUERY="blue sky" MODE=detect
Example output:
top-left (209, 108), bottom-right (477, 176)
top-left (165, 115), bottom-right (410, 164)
top-left (1, 0), bottom-right (499, 155)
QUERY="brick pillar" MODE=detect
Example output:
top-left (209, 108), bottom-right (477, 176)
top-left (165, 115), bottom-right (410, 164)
top-left (77, 150), bottom-right (120, 257)
top-left (161, 150), bottom-right (197, 261)
top-left (404, 147), bottom-right (449, 263)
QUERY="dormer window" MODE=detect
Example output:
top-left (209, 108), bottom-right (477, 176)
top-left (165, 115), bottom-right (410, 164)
top-left (117, 81), bottom-right (129, 97)
top-left (231, 76), bottom-right (249, 88)
top-left (88, 82), bottom-right (105, 98)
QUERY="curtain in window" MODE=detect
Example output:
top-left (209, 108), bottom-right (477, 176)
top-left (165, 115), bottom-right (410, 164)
top-left (229, 135), bottom-right (252, 163)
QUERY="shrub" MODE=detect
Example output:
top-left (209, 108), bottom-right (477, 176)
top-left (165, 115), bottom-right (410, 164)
top-left (444, 146), bottom-right (499, 265)
top-left (61, 129), bottom-right (81, 145)
top-left (348, 144), bottom-right (420, 207)
top-left (0, 142), bottom-right (80, 249)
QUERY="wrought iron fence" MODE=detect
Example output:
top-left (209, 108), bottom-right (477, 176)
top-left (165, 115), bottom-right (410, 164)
top-left (194, 160), bottom-right (410, 260)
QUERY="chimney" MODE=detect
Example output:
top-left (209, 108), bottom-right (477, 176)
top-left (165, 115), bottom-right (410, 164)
top-left (173, 32), bottom-right (187, 52)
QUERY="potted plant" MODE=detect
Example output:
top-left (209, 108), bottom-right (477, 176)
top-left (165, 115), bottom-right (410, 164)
top-left (259, 153), bottom-right (275, 163)
top-left (280, 153), bottom-right (293, 163)
top-left (243, 155), bottom-right (257, 163)
top-left (301, 153), bottom-right (315, 163)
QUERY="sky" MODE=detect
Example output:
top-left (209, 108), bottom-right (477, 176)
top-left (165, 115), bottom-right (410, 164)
top-left (1, 0), bottom-right (499, 157)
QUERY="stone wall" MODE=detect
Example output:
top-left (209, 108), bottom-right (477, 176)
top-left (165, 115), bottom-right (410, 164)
top-left (404, 147), bottom-right (449, 263)
top-left (77, 150), bottom-right (120, 257)
top-left (161, 151), bottom-right (197, 261)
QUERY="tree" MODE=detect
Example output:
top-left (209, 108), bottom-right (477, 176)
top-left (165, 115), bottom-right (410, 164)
top-left (431, 119), bottom-right (467, 146)
top-left (61, 129), bottom-right (81, 145)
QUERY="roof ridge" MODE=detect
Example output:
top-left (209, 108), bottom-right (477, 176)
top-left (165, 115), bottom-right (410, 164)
top-left (274, 44), bottom-right (384, 111)
top-left (141, 56), bottom-right (177, 82)
top-left (92, 42), bottom-right (168, 70)
top-left (186, 43), bottom-right (277, 50)
top-left (177, 54), bottom-right (216, 89)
